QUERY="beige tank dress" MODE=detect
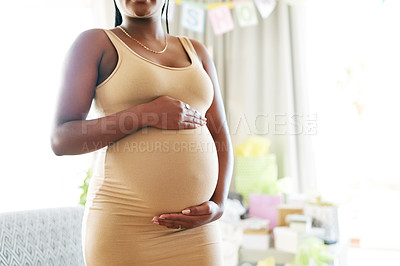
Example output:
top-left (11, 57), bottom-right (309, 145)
top-left (81, 29), bottom-right (223, 265)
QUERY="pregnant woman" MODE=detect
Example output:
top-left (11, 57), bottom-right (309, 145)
top-left (51, 0), bottom-right (233, 265)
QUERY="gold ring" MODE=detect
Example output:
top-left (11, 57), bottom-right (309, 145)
top-left (185, 103), bottom-right (190, 109)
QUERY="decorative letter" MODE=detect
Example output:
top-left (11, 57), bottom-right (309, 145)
top-left (181, 2), bottom-right (206, 33)
top-left (234, 0), bottom-right (259, 27)
top-left (208, 5), bottom-right (235, 35)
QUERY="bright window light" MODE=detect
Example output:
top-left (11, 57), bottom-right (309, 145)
top-left (0, 2), bottom-right (95, 212)
top-left (305, 0), bottom-right (400, 262)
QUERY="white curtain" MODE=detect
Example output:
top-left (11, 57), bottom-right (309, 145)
top-left (93, 0), bottom-right (315, 193)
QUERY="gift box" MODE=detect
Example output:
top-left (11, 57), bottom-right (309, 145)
top-left (240, 217), bottom-right (270, 250)
top-left (277, 205), bottom-right (304, 226)
top-left (234, 154), bottom-right (278, 202)
top-left (303, 203), bottom-right (339, 243)
top-left (286, 214), bottom-right (312, 234)
top-left (273, 226), bottom-right (300, 254)
top-left (233, 136), bottom-right (279, 203)
top-left (241, 229), bottom-right (270, 250)
top-left (248, 194), bottom-right (284, 228)
top-left (273, 226), bottom-right (327, 254)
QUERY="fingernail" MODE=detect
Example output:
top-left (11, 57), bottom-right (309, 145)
top-left (182, 209), bottom-right (190, 215)
top-left (159, 215), bottom-right (166, 219)
top-left (153, 221), bottom-right (159, 225)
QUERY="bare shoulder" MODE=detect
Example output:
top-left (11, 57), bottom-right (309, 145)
top-left (75, 28), bottom-right (111, 43)
top-left (78, 28), bottom-right (107, 38)
top-left (66, 28), bottom-right (114, 60)
top-left (187, 38), bottom-right (212, 65)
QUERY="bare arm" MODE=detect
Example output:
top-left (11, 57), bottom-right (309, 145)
top-left (194, 40), bottom-right (234, 211)
top-left (51, 29), bottom-right (206, 156)
top-left (51, 29), bottom-right (146, 155)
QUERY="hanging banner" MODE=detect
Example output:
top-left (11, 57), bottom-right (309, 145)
top-left (207, 2), bottom-right (235, 10)
top-left (253, 0), bottom-right (276, 19)
top-left (176, 0), bottom-right (276, 35)
top-left (234, 0), bottom-right (259, 27)
top-left (181, 2), bottom-right (206, 33)
top-left (208, 5), bottom-right (235, 35)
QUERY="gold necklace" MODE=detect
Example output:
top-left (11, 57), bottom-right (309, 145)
top-left (117, 26), bottom-right (168, 54)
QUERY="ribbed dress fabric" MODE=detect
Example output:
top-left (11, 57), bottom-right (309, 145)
top-left (81, 29), bottom-right (223, 266)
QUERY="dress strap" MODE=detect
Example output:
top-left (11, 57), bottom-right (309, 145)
top-left (178, 36), bottom-right (201, 65)
top-left (102, 29), bottom-right (126, 57)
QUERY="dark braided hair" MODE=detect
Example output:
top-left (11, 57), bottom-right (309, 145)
top-left (113, 1), bottom-right (123, 27)
top-left (161, 0), bottom-right (170, 34)
top-left (113, 0), bottom-right (170, 34)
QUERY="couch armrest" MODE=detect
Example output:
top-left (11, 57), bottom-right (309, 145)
top-left (0, 206), bottom-right (85, 265)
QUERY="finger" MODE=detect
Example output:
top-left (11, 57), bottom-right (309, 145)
top-left (183, 114), bottom-right (206, 125)
top-left (185, 109), bottom-right (206, 121)
top-left (158, 220), bottom-right (178, 228)
top-left (178, 121), bottom-right (200, 129)
top-left (152, 214), bottom-right (180, 222)
top-left (159, 220), bottom-right (178, 229)
top-left (158, 219), bottom-right (189, 229)
top-left (158, 213), bottom-right (186, 221)
top-left (156, 214), bottom-right (199, 227)
top-left (153, 217), bottom-right (178, 228)
top-left (157, 221), bottom-right (176, 229)
top-left (182, 204), bottom-right (212, 216)
top-left (152, 216), bottom-right (162, 224)
top-left (183, 103), bottom-right (206, 121)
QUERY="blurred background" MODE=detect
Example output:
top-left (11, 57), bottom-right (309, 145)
top-left (1, 0), bottom-right (399, 265)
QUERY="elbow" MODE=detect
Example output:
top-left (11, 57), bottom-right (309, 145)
top-left (51, 136), bottom-right (64, 156)
top-left (50, 130), bottom-right (67, 156)
top-left (52, 148), bottom-right (64, 157)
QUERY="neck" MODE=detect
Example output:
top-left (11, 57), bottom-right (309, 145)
top-left (121, 16), bottom-right (166, 41)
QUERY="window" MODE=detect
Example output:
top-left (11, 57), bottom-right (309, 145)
top-left (305, 0), bottom-right (400, 263)
top-left (0, 2), bottom-right (95, 212)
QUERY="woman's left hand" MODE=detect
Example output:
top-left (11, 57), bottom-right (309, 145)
top-left (152, 201), bottom-right (223, 230)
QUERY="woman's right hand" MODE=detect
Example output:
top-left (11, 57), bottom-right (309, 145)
top-left (143, 96), bottom-right (207, 130)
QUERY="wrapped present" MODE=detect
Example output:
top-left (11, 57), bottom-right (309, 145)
top-left (240, 217), bottom-right (270, 250)
top-left (241, 229), bottom-right (270, 250)
top-left (233, 136), bottom-right (294, 205)
top-left (248, 194), bottom-right (284, 228)
top-left (303, 202), bottom-right (339, 243)
top-left (278, 205), bottom-right (304, 226)
top-left (234, 136), bottom-right (271, 157)
top-left (274, 226), bottom-right (301, 254)
top-left (234, 154), bottom-right (278, 202)
top-left (286, 214), bottom-right (312, 234)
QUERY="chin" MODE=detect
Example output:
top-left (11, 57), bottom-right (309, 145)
top-left (123, 0), bottom-right (162, 19)
top-left (130, 5), bottom-right (155, 17)
top-left (132, 11), bottom-right (153, 18)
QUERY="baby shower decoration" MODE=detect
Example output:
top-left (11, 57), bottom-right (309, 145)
top-left (171, 0), bottom-right (277, 34)
top-left (234, 0), bottom-right (259, 27)
top-left (208, 5), bottom-right (235, 35)
top-left (180, 1), bottom-right (207, 33)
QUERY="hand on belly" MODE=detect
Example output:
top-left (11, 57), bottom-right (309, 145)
top-left (152, 201), bottom-right (223, 230)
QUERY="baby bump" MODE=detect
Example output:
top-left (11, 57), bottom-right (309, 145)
top-left (102, 126), bottom-right (219, 215)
